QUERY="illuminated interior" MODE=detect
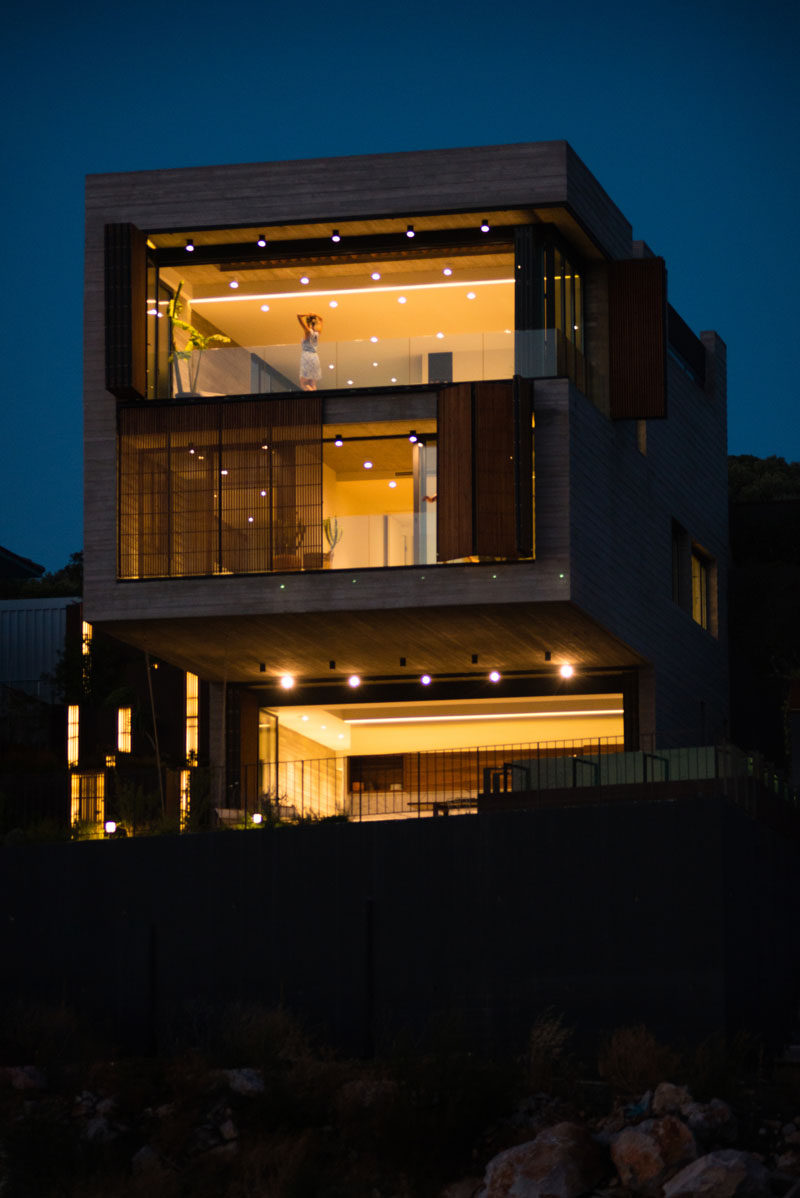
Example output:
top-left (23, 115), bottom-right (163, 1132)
top-left (257, 693), bottom-right (624, 818)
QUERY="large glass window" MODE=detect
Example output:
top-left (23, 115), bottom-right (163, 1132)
top-left (146, 219), bottom-right (516, 399)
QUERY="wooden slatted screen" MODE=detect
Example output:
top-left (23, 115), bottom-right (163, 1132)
top-left (608, 258), bottom-right (667, 419)
top-left (118, 396), bottom-right (321, 578)
top-left (105, 223), bottom-right (147, 399)
top-left (514, 377), bottom-right (534, 558)
top-left (474, 382), bottom-right (517, 559)
top-left (437, 383), bottom-right (474, 561)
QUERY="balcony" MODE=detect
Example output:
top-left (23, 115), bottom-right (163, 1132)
top-left (165, 330), bottom-right (585, 398)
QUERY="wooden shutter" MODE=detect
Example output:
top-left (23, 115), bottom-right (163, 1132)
top-left (608, 258), bottom-right (667, 419)
top-left (437, 381), bottom-right (528, 561)
top-left (105, 223), bottom-right (147, 399)
top-left (437, 384), bottom-right (474, 561)
top-left (474, 382), bottom-right (517, 559)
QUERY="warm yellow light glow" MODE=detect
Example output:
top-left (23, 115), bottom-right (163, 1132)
top-left (348, 675), bottom-right (361, 689)
top-left (559, 664), bottom-right (575, 678)
top-left (118, 707), bottom-right (132, 753)
top-left (252, 812), bottom-right (263, 825)
top-left (345, 708), bottom-right (623, 726)
top-left (186, 672), bottom-right (199, 759)
top-left (67, 705), bottom-right (79, 767)
top-left (188, 277), bottom-right (514, 304)
top-left (105, 753), bottom-right (116, 768)
top-left (70, 772), bottom-right (105, 827)
top-left (81, 620), bottom-right (92, 655)
top-left (105, 821), bottom-right (117, 835)
top-left (179, 769), bottom-right (190, 829)
top-left (280, 675), bottom-right (295, 690)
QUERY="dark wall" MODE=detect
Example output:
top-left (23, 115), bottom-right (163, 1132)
top-left (1, 798), bottom-right (797, 1057)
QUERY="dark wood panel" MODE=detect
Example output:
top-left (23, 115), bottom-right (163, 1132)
top-left (474, 382), bottom-right (517, 558)
top-left (104, 223), bottom-right (147, 399)
top-left (608, 258), bottom-right (667, 419)
top-left (437, 384), bottom-right (474, 561)
top-left (515, 377), bottom-right (534, 557)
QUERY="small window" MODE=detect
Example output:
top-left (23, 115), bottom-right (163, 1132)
top-left (117, 707), bottom-right (132, 753)
top-left (691, 545), bottom-right (717, 636)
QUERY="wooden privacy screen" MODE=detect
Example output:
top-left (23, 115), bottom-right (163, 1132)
top-left (608, 258), bottom-right (667, 419)
top-left (437, 379), bottom-right (533, 562)
top-left (118, 396), bottom-right (322, 579)
top-left (105, 223), bottom-right (147, 399)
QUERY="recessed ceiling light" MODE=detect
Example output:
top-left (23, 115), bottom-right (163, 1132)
top-left (328, 363), bottom-right (335, 369)
top-left (370, 336), bottom-right (379, 343)
top-left (390, 377), bottom-right (397, 383)
top-left (363, 460), bottom-right (373, 469)
top-left (260, 303), bottom-right (270, 312)
top-left (229, 280), bottom-right (239, 289)
top-left (397, 296), bottom-right (407, 304)
top-left (347, 379), bottom-right (354, 385)
top-left (220, 468), bottom-right (228, 475)
top-left (436, 332), bottom-right (444, 339)
top-left (371, 271), bottom-right (381, 281)
top-left (388, 480), bottom-right (397, 489)
top-left (442, 267), bottom-right (452, 276)
top-left (301, 714), bottom-right (309, 721)
top-left (260, 489), bottom-right (267, 496)
top-left (466, 291), bottom-right (476, 300)
top-left (329, 300), bottom-right (338, 308)
top-left (300, 276), bottom-right (310, 285)
top-left (247, 516), bottom-right (254, 523)
top-left (372, 361), bottom-right (378, 367)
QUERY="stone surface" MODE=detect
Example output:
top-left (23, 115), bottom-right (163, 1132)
top-left (221, 1067), bottom-right (265, 1096)
top-left (652, 1084), bottom-right (693, 1116)
top-left (611, 1115), bottom-right (697, 1195)
top-left (662, 1149), bottom-right (770, 1197)
top-left (481, 1121), bottom-right (607, 1198)
top-left (684, 1099), bottom-right (738, 1145)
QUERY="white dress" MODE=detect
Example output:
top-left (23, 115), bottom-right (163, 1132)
top-left (300, 331), bottom-right (321, 381)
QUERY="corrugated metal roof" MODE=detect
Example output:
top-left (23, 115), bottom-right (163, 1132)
top-left (0, 598), bottom-right (80, 693)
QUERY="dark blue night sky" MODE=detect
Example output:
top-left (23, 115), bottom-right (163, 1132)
top-left (1, 0), bottom-right (797, 569)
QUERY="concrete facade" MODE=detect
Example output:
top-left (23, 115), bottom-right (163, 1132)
top-left (83, 141), bottom-right (728, 788)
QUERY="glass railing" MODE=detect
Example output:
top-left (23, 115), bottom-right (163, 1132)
top-left (168, 329), bottom-right (582, 397)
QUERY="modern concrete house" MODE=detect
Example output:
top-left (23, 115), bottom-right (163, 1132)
top-left (83, 141), bottom-right (728, 822)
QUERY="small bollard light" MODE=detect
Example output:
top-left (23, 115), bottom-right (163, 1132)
top-left (104, 820), bottom-right (117, 836)
top-left (252, 813), bottom-right (263, 825)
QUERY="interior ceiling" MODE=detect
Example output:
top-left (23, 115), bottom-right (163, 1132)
top-left (161, 257), bottom-right (515, 348)
top-left (99, 599), bottom-right (646, 687)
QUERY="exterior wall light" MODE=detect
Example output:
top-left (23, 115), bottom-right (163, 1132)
top-left (252, 812), bottom-right (263, 824)
top-left (480, 219), bottom-right (491, 232)
top-left (331, 229), bottom-right (341, 242)
top-left (489, 670), bottom-right (501, 683)
top-left (348, 675), bottom-right (361, 688)
top-left (334, 435), bottom-right (343, 446)
top-left (409, 431), bottom-right (418, 443)
top-left (420, 674), bottom-right (432, 686)
top-left (280, 674), bottom-right (295, 689)
top-left (559, 664), bottom-right (575, 678)
top-left (185, 238), bottom-right (194, 252)
top-left (257, 234), bottom-right (267, 247)
top-left (406, 224), bottom-right (415, 238)
top-left (363, 460), bottom-right (373, 470)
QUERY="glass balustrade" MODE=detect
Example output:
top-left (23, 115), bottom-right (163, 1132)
top-left (168, 330), bottom-right (573, 397)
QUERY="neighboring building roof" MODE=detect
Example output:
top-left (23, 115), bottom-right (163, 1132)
top-left (0, 596), bottom-right (80, 700)
top-left (0, 545), bottom-right (45, 581)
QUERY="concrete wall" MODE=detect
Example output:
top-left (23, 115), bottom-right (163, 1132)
top-left (1, 799), bottom-right (796, 1058)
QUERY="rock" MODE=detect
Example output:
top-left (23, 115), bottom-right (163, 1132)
top-left (2, 1065), bottom-right (47, 1091)
top-left (611, 1115), bottom-right (697, 1196)
top-left (219, 1118), bottom-right (238, 1141)
top-left (684, 1099), bottom-right (738, 1145)
top-left (652, 1084), bottom-right (693, 1116)
top-left (222, 1067), bottom-right (265, 1096)
top-left (439, 1180), bottom-right (484, 1198)
top-left (662, 1149), bottom-right (770, 1197)
top-left (776, 1147), bottom-right (800, 1175)
top-left (624, 1091), bottom-right (654, 1121)
top-left (83, 1115), bottom-right (116, 1143)
top-left (132, 1145), bottom-right (164, 1175)
top-left (481, 1121), bottom-right (607, 1198)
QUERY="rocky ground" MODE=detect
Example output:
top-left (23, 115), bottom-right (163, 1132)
top-left (3, 1009), bottom-right (800, 1197)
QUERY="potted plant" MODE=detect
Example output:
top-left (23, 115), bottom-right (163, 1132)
top-left (323, 516), bottom-right (343, 567)
top-left (168, 282), bottom-right (230, 395)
